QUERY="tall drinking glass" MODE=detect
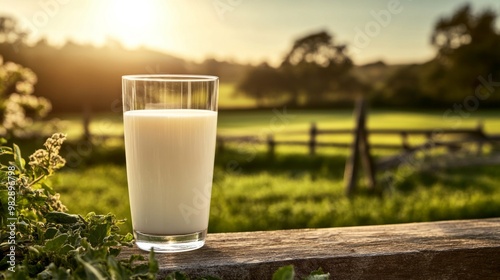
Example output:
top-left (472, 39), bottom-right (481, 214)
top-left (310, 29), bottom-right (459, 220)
top-left (122, 75), bottom-right (218, 253)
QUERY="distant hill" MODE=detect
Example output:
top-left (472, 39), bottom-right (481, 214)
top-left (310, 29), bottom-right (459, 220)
top-left (0, 41), bottom-right (251, 113)
top-left (351, 60), bottom-right (406, 91)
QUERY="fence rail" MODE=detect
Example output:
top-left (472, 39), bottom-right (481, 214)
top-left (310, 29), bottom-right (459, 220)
top-left (216, 122), bottom-right (498, 156)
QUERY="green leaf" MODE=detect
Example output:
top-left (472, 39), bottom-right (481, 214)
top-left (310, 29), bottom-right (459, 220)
top-left (38, 263), bottom-right (72, 280)
top-left (148, 249), bottom-right (159, 275)
top-left (46, 212), bottom-right (79, 224)
top-left (12, 144), bottom-right (25, 172)
top-left (88, 223), bottom-right (109, 247)
top-left (59, 244), bottom-right (74, 255)
top-left (76, 254), bottom-right (107, 280)
top-left (45, 233), bottom-right (69, 252)
top-left (109, 247), bottom-right (121, 257)
top-left (41, 182), bottom-right (56, 195)
top-left (44, 227), bottom-right (58, 240)
top-left (107, 255), bottom-right (132, 280)
top-left (272, 265), bottom-right (295, 280)
top-left (304, 267), bottom-right (330, 280)
top-left (0, 145), bottom-right (12, 155)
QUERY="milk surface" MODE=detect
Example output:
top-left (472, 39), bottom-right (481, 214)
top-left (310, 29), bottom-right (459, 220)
top-left (124, 109), bottom-right (217, 235)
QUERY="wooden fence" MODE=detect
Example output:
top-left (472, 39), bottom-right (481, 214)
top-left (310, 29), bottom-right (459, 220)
top-left (217, 120), bottom-right (496, 156)
top-left (216, 99), bottom-right (500, 195)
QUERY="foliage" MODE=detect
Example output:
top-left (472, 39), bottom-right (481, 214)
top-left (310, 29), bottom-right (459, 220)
top-left (280, 31), bottom-right (356, 106)
top-left (0, 16), bottom-right (27, 45)
top-left (237, 63), bottom-right (288, 107)
top-left (0, 57), bottom-right (51, 138)
top-left (272, 265), bottom-right (295, 280)
top-left (381, 4), bottom-right (500, 107)
top-left (376, 64), bottom-right (430, 107)
top-left (0, 133), bottom-right (158, 279)
top-left (425, 4), bottom-right (500, 103)
top-left (431, 4), bottom-right (498, 58)
top-left (237, 31), bottom-right (366, 107)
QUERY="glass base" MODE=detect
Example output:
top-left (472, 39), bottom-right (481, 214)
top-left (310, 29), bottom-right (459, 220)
top-left (134, 229), bottom-right (206, 253)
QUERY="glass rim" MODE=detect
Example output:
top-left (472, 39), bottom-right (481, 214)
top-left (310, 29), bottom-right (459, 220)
top-left (122, 74), bottom-right (218, 82)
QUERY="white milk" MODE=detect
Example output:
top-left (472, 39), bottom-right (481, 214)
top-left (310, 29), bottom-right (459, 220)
top-left (124, 109), bottom-right (217, 235)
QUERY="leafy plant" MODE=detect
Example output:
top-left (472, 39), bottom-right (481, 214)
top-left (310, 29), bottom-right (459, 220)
top-left (0, 133), bottom-right (158, 279)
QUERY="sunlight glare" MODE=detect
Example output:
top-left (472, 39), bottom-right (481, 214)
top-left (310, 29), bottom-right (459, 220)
top-left (104, 0), bottom-right (163, 47)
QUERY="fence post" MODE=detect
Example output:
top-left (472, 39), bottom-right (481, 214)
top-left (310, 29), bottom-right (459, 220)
top-left (309, 122), bottom-right (317, 156)
top-left (358, 102), bottom-right (376, 192)
top-left (267, 134), bottom-right (275, 157)
top-left (476, 121), bottom-right (484, 156)
top-left (401, 132), bottom-right (410, 150)
top-left (344, 98), bottom-right (376, 196)
top-left (344, 101), bottom-right (362, 196)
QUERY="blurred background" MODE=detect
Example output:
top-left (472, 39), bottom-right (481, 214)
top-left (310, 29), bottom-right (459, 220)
top-left (1, 0), bottom-right (499, 233)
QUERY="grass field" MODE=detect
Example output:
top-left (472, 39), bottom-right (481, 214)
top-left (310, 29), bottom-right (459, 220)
top-left (39, 108), bottom-right (500, 234)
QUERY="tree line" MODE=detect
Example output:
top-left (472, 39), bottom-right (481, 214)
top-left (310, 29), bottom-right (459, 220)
top-left (1, 3), bottom-right (499, 113)
top-left (237, 4), bottom-right (500, 108)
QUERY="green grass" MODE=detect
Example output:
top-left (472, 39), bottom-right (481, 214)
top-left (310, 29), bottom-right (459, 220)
top-left (38, 108), bottom-right (500, 234)
top-left (48, 149), bottom-right (500, 234)
top-left (52, 164), bottom-right (131, 228)
top-left (218, 82), bottom-right (257, 109)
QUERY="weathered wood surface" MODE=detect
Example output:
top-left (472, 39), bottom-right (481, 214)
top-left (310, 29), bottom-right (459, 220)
top-left (121, 218), bottom-right (500, 279)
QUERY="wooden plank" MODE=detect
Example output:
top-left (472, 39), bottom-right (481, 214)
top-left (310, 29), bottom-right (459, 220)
top-left (120, 218), bottom-right (500, 279)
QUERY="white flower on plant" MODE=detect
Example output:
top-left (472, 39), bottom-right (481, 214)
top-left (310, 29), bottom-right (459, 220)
top-left (0, 59), bottom-right (52, 137)
top-left (16, 81), bottom-right (35, 95)
top-left (29, 133), bottom-right (67, 172)
top-left (22, 68), bottom-right (37, 85)
top-left (4, 61), bottom-right (19, 72)
top-left (3, 97), bottom-right (25, 129)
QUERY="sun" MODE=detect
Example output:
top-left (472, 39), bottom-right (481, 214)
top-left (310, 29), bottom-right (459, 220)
top-left (103, 0), bottom-right (164, 48)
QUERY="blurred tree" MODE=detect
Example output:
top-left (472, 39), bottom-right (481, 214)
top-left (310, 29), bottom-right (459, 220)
top-left (0, 16), bottom-right (28, 46)
top-left (0, 57), bottom-right (51, 138)
top-left (200, 58), bottom-right (251, 84)
top-left (280, 31), bottom-right (355, 106)
top-left (424, 4), bottom-right (500, 103)
top-left (237, 63), bottom-right (286, 107)
top-left (379, 64), bottom-right (425, 106)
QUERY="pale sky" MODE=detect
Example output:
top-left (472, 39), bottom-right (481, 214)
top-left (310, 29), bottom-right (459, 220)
top-left (0, 0), bottom-right (499, 65)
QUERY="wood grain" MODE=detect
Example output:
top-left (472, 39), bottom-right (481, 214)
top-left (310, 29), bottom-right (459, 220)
top-left (121, 218), bottom-right (500, 279)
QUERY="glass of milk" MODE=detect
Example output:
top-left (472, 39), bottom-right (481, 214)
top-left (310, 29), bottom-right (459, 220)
top-left (122, 75), bottom-right (218, 253)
